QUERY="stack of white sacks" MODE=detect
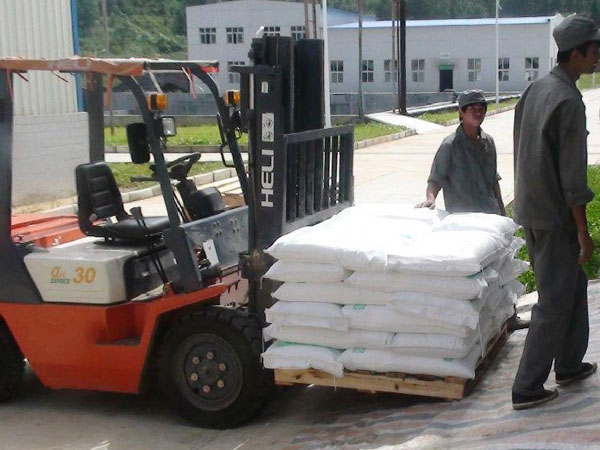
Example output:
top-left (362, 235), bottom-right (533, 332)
top-left (261, 205), bottom-right (528, 379)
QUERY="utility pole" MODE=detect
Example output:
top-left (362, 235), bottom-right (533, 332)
top-left (101, 0), bottom-right (110, 53)
top-left (357, 0), bottom-right (364, 119)
top-left (399, 0), bottom-right (406, 114)
top-left (495, 0), bottom-right (499, 107)
top-left (311, 0), bottom-right (318, 39)
top-left (304, 0), bottom-right (310, 37)
top-left (391, 0), bottom-right (397, 107)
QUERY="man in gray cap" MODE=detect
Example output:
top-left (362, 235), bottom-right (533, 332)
top-left (512, 13), bottom-right (600, 410)
top-left (417, 89), bottom-right (506, 215)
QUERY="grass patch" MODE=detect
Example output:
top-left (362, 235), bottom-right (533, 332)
top-left (416, 98), bottom-right (519, 125)
top-left (577, 73), bottom-right (600, 91)
top-left (105, 122), bottom-right (406, 147)
top-left (108, 161), bottom-right (225, 191)
top-left (508, 165), bottom-right (600, 292)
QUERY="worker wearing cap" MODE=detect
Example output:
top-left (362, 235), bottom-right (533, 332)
top-left (512, 14), bottom-right (599, 410)
top-left (417, 90), bottom-right (506, 216)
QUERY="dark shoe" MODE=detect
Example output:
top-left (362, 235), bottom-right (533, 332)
top-left (556, 362), bottom-right (598, 386)
top-left (512, 388), bottom-right (558, 410)
top-left (507, 315), bottom-right (530, 331)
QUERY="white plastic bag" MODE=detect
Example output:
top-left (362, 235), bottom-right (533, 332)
top-left (261, 341), bottom-right (344, 377)
top-left (341, 304), bottom-right (473, 337)
top-left (433, 213), bottom-right (519, 241)
top-left (346, 269), bottom-right (496, 300)
top-left (264, 261), bottom-right (351, 283)
top-left (386, 230), bottom-right (509, 276)
top-left (272, 282), bottom-right (392, 305)
top-left (263, 323), bottom-right (392, 350)
top-left (265, 301), bottom-right (349, 330)
top-left (338, 343), bottom-right (483, 379)
top-left (388, 292), bottom-right (484, 329)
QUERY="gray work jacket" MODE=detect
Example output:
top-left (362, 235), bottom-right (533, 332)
top-left (513, 66), bottom-right (594, 231)
top-left (428, 124), bottom-right (501, 214)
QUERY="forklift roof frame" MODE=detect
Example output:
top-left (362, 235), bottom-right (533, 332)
top-left (0, 57), bottom-right (249, 304)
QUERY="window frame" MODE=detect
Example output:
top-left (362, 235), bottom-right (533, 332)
top-left (226, 27), bottom-right (244, 44)
top-left (467, 58), bottom-right (482, 82)
top-left (199, 27), bottom-right (216, 45)
top-left (411, 58), bottom-right (425, 83)
top-left (384, 59), bottom-right (399, 83)
top-left (330, 60), bottom-right (344, 84)
top-left (291, 25), bottom-right (306, 40)
top-left (227, 61), bottom-right (245, 84)
top-left (498, 57), bottom-right (510, 82)
top-left (264, 26), bottom-right (281, 37)
top-left (525, 57), bottom-right (539, 81)
top-left (361, 59), bottom-right (374, 83)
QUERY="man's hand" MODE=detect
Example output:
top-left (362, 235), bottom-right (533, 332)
top-left (415, 200), bottom-right (435, 209)
top-left (578, 229), bottom-right (594, 264)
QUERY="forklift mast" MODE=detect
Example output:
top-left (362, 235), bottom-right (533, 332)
top-left (233, 36), bottom-right (354, 315)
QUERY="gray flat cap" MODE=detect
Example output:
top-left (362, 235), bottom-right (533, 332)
top-left (458, 90), bottom-right (487, 109)
top-left (553, 14), bottom-right (600, 51)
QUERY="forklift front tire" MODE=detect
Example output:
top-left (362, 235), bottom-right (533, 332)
top-left (154, 307), bottom-right (273, 429)
top-left (0, 324), bottom-right (25, 402)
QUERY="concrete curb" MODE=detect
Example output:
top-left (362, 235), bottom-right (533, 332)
top-left (46, 166), bottom-right (241, 216)
top-left (437, 105), bottom-right (517, 127)
top-left (51, 130), bottom-right (417, 216)
top-left (105, 129), bottom-right (417, 154)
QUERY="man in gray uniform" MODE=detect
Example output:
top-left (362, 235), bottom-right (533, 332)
top-left (512, 14), bottom-right (599, 410)
top-left (417, 90), bottom-right (506, 215)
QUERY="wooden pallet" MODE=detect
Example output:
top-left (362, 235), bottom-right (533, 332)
top-left (274, 323), bottom-right (509, 401)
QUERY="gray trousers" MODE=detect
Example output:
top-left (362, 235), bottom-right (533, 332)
top-left (512, 227), bottom-right (589, 396)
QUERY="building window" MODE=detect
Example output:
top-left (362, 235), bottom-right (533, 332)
top-left (199, 27), bottom-right (216, 44)
top-left (467, 58), bottom-right (481, 82)
top-left (264, 26), bottom-right (281, 36)
top-left (331, 60), bottom-right (344, 83)
top-left (498, 57), bottom-right (509, 82)
top-left (226, 27), bottom-right (244, 44)
top-left (228, 61), bottom-right (245, 84)
top-left (291, 25), bottom-right (305, 40)
top-left (525, 57), bottom-right (539, 81)
top-left (411, 59), bottom-right (425, 82)
top-left (384, 59), bottom-right (398, 83)
top-left (361, 60), bottom-right (374, 82)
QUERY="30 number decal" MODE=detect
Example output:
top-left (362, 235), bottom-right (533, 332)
top-left (73, 267), bottom-right (96, 284)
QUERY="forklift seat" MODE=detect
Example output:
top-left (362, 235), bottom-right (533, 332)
top-left (76, 162), bottom-right (170, 241)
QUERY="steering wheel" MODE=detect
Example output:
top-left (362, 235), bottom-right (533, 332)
top-left (133, 153), bottom-right (202, 183)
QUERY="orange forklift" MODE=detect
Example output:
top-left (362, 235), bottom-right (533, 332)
top-left (0, 36), bottom-right (354, 428)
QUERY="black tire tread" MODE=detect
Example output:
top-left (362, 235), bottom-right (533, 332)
top-left (153, 306), bottom-right (273, 428)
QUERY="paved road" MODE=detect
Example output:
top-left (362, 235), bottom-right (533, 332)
top-left (5, 90), bottom-right (600, 450)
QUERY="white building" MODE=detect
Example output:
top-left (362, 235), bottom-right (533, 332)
top-left (186, 0), bottom-right (373, 90)
top-left (1, 0), bottom-right (88, 206)
top-left (186, 1), bottom-right (563, 95)
top-left (329, 16), bottom-right (563, 94)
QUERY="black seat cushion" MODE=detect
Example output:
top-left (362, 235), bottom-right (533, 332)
top-left (103, 216), bottom-right (171, 240)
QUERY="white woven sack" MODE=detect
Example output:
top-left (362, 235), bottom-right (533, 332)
top-left (341, 304), bottom-right (473, 337)
top-left (388, 330), bottom-right (479, 359)
top-left (265, 301), bottom-right (349, 330)
top-left (386, 230), bottom-right (509, 276)
top-left (265, 214), bottom-right (428, 271)
top-left (338, 342), bottom-right (483, 378)
top-left (263, 323), bottom-right (392, 350)
top-left (346, 268), bottom-right (497, 300)
top-left (498, 258), bottom-right (529, 285)
top-left (264, 261), bottom-right (351, 283)
top-left (272, 282), bottom-right (392, 305)
top-left (335, 204), bottom-right (448, 225)
top-left (509, 237), bottom-right (526, 257)
top-left (388, 292), bottom-right (484, 329)
top-left (261, 341), bottom-right (344, 377)
top-left (433, 213), bottom-right (519, 241)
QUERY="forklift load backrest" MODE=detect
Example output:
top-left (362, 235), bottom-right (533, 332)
top-left (127, 123), bottom-right (150, 164)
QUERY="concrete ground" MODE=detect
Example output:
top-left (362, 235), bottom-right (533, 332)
top-left (4, 89), bottom-right (600, 450)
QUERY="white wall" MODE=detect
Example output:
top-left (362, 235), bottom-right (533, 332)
top-left (12, 114), bottom-right (89, 206)
top-left (0, 0), bottom-right (88, 207)
top-left (328, 18), bottom-right (560, 94)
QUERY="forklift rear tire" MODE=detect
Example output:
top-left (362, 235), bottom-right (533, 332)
top-left (155, 306), bottom-right (273, 429)
top-left (0, 324), bottom-right (25, 402)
